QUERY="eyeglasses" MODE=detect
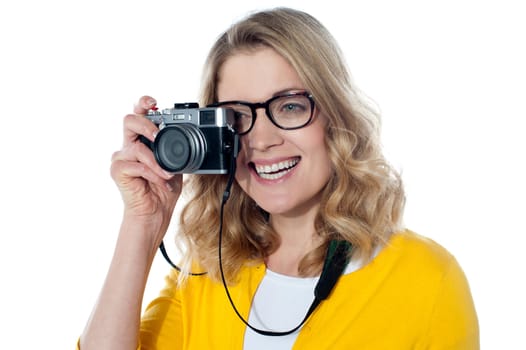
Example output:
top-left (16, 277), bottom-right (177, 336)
top-left (208, 91), bottom-right (315, 135)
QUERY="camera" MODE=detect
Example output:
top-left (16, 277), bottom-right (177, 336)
top-left (142, 103), bottom-right (238, 174)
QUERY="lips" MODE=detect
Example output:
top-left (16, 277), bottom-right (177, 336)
top-left (250, 157), bottom-right (300, 180)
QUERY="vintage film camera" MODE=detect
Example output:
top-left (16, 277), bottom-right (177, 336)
top-left (142, 103), bottom-right (238, 174)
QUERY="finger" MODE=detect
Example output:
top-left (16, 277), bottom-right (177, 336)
top-left (122, 113), bottom-right (159, 146)
top-left (112, 142), bottom-right (174, 181)
top-left (111, 159), bottom-right (172, 192)
top-left (133, 95), bottom-right (157, 115)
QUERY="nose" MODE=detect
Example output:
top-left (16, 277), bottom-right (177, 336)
top-left (245, 108), bottom-right (283, 151)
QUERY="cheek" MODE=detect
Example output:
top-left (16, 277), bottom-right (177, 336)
top-left (316, 147), bottom-right (333, 182)
top-left (234, 137), bottom-right (251, 168)
top-left (234, 150), bottom-right (250, 186)
top-left (306, 125), bottom-right (329, 159)
top-left (307, 131), bottom-right (333, 179)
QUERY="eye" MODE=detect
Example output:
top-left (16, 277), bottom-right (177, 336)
top-left (274, 99), bottom-right (308, 116)
top-left (282, 103), bottom-right (304, 112)
top-left (229, 106), bottom-right (253, 134)
top-left (234, 110), bottom-right (252, 119)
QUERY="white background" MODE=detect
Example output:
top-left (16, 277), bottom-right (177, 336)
top-left (1, 0), bottom-right (524, 348)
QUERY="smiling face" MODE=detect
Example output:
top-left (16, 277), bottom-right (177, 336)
top-left (217, 47), bottom-right (332, 218)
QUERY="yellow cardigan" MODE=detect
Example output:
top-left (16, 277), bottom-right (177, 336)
top-left (80, 230), bottom-right (479, 349)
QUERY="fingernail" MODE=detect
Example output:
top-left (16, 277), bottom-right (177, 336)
top-left (147, 98), bottom-right (157, 107)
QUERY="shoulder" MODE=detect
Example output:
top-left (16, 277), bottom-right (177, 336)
top-left (161, 261), bottom-right (265, 296)
top-left (386, 229), bottom-right (456, 270)
top-left (360, 229), bottom-right (468, 292)
top-left (388, 231), bottom-right (479, 346)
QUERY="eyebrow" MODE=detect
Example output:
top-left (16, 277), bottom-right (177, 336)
top-left (271, 87), bottom-right (306, 97)
top-left (215, 88), bottom-right (307, 104)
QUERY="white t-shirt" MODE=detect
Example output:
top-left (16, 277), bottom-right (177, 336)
top-left (243, 255), bottom-right (367, 349)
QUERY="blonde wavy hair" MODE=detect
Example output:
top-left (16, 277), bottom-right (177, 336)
top-left (175, 7), bottom-right (405, 283)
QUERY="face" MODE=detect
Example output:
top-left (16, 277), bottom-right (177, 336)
top-left (217, 47), bottom-right (332, 218)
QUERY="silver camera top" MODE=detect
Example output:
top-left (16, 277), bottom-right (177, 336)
top-left (146, 105), bottom-right (236, 130)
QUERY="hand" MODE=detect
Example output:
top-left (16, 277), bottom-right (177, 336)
top-left (110, 96), bottom-right (182, 237)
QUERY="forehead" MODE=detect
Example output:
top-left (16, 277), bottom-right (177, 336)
top-left (217, 47), bottom-right (305, 102)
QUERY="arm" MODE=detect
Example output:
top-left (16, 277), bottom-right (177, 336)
top-left (79, 96), bottom-right (182, 350)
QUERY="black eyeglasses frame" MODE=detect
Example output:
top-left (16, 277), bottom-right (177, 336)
top-left (207, 91), bottom-right (315, 135)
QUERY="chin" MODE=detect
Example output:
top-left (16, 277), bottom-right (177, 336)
top-left (254, 198), bottom-right (292, 216)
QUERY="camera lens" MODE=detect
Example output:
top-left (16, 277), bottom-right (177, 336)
top-left (153, 124), bottom-right (206, 173)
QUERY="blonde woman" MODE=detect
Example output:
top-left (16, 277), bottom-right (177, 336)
top-left (79, 7), bottom-right (478, 349)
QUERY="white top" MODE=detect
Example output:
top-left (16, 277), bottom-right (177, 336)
top-left (243, 254), bottom-right (367, 349)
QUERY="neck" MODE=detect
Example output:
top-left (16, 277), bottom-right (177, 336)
top-left (265, 211), bottom-right (322, 277)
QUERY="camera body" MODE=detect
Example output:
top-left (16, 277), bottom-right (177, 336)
top-left (142, 103), bottom-right (238, 174)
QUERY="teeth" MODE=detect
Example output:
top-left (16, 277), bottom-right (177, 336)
top-left (255, 159), bottom-right (299, 180)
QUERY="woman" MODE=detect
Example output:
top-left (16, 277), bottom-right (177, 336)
top-left (79, 7), bottom-right (479, 349)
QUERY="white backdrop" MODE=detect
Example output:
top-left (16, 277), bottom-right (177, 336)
top-left (1, 0), bottom-right (524, 348)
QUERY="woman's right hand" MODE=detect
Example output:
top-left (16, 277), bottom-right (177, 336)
top-left (110, 96), bottom-right (183, 244)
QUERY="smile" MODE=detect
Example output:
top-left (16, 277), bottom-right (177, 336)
top-left (253, 158), bottom-right (300, 180)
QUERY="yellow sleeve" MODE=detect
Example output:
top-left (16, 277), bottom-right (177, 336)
top-left (139, 269), bottom-right (183, 350)
top-left (424, 257), bottom-right (479, 349)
